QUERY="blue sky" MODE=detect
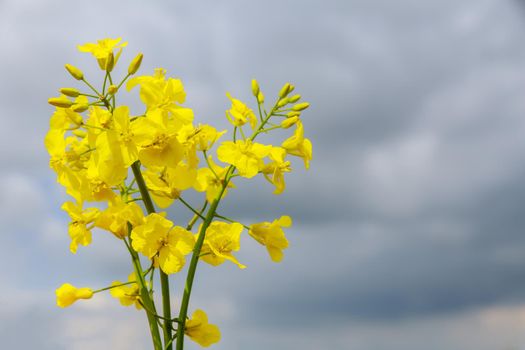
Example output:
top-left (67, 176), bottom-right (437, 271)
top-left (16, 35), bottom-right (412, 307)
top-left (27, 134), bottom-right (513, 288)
top-left (2, 0), bottom-right (525, 349)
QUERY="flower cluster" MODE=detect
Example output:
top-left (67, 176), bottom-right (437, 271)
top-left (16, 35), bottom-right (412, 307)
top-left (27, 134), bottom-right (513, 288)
top-left (46, 38), bottom-right (312, 350)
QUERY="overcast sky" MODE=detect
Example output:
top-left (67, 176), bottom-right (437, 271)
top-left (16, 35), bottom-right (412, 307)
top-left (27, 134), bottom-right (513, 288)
top-left (2, 0), bottom-right (525, 349)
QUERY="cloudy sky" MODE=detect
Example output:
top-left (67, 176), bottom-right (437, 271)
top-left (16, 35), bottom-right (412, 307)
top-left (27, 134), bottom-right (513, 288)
top-left (2, 0), bottom-right (525, 349)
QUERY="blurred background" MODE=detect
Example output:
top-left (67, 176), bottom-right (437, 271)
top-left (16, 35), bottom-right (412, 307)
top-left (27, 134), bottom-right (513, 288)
top-left (2, 0), bottom-right (525, 349)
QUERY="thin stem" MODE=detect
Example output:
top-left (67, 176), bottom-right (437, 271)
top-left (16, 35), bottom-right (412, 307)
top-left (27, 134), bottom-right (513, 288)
top-left (131, 161), bottom-right (173, 350)
top-left (175, 166), bottom-right (234, 350)
top-left (81, 78), bottom-right (102, 98)
top-left (214, 213), bottom-right (250, 230)
top-left (124, 237), bottom-right (163, 350)
top-left (92, 280), bottom-right (135, 294)
top-left (178, 197), bottom-right (205, 220)
top-left (203, 151), bottom-right (220, 180)
top-left (186, 201), bottom-right (208, 231)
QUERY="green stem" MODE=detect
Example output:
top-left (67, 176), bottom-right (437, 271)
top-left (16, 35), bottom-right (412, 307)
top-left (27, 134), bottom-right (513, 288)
top-left (124, 237), bottom-right (163, 350)
top-left (174, 99), bottom-right (278, 349)
top-left (131, 161), bottom-right (173, 350)
top-left (175, 167), bottom-right (234, 350)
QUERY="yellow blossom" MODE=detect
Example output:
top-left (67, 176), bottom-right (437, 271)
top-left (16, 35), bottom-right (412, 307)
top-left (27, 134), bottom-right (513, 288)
top-left (61, 201), bottom-right (99, 253)
top-left (281, 121), bottom-right (312, 169)
top-left (185, 309), bottom-right (221, 347)
top-left (112, 105), bottom-right (139, 167)
top-left (199, 221), bottom-right (245, 269)
top-left (131, 213), bottom-right (195, 274)
top-left (96, 198), bottom-right (144, 239)
top-left (110, 273), bottom-right (142, 309)
top-left (225, 93), bottom-right (257, 129)
top-left (262, 147), bottom-right (291, 194)
top-left (217, 140), bottom-right (271, 178)
top-left (178, 124), bottom-right (226, 152)
top-left (78, 37), bottom-right (128, 70)
top-left (249, 216), bottom-right (292, 262)
top-left (194, 156), bottom-right (234, 203)
top-left (131, 109), bottom-right (185, 168)
top-left (143, 164), bottom-right (197, 208)
top-left (56, 283), bottom-right (93, 308)
top-left (126, 68), bottom-right (194, 125)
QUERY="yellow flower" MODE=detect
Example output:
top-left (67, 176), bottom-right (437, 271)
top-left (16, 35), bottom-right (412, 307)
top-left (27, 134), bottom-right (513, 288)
top-left (199, 221), bottom-right (245, 269)
top-left (127, 68), bottom-right (194, 125)
top-left (56, 283), bottom-right (93, 308)
top-left (61, 201), bottom-right (99, 254)
top-left (87, 130), bottom-right (128, 187)
top-left (249, 216), bottom-right (292, 262)
top-left (281, 121), bottom-right (312, 169)
top-left (96, 198), bottom-right (144, 239)
top-left (131, 109), bottom-right (185, 168)
top-left (131, 213), bottom-right (195, 274)
top-left (178, 123), bottom-right (226, 152)
top-left (78, 37), bottom-right (128, 70)
top-left (112, 105), bottom-right (139, 167)
top-left (262, 147), bottom-right (291, 194)
top-left (110, 273), bottom-right (142, 309)
top-left (225, 93), bottom-right (257, 129)
top-left (194, 156), bottom-right (234, 203)
top-left (185, 309), bottom-right (221, 347)
top-left (143, 164), bottom-right (197, 208)
top-left (217, 140), bottom-right (271, 178)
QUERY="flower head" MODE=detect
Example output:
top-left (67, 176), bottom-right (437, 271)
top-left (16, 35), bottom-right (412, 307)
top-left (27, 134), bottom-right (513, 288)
top-left (249, 216), bottom-right (292, 262)
top-left (78, 37), bottom-right (128, 70)
top-left (199, 221), bottom-right (245, 269)
top-left (131, 213), bottom-right (195, 274)
top-left (185, 309), bottom-right (221, 347)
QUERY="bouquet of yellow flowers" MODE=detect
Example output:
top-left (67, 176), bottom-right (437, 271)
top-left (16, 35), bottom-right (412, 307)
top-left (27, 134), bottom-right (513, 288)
top-left (45, 37), bottom-right (312, 349)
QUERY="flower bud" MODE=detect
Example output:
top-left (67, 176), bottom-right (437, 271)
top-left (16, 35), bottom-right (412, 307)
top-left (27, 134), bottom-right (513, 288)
top-left (287, 111), bottom-right (301, 118)
top-left (67, 110), bottom-right (84, 124)
top-left (56, 283), bottom-right (94, 308)
top-left (281, 116), bottom-right (299, 129)
top-left (60, 88), bottom-right (80, 97)
top-left (251, 79), bottom-right (260, 97)
top-left (72, 129), bottom-right (87, 138)
top-left (65, 64), bottom-right (84, 80)
top-left (105, 53), bottom-right (115, 72)
top-left (48, 96), bottom-right (73, 108)
top-left (107, 85), bottom-right (118, 95)
top-left (279, 83), bottom-right (294, 99)
top-left (72, 104), bottom-right (89, 113)
top-left (257, 91), bottom-right (265, 104)
top-left (277, 97), bottom-right (289, 108)
top-left (128, 53), bottom-right (143, 75)
top-left (292, 102), bottom-right (309, 111)
top-left (288, 94), bottom-right (301, 103)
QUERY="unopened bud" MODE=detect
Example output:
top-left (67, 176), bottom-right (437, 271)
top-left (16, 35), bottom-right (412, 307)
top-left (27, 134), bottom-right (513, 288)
top-left (65, 64), bottom-right (84, 80)
top-left (48, 96), bottom-right (73, 108)
top-left (287, 111), bottom-right (301, 118)
top-left (128, 53), bottom-right (143, 75)
top-left (105, 53), bottom-right (115, 72)
top-left (277, 98), bottom-right (289, 108)
top-left (257, 91), bottom-right (265, 104)
top-left (72, 104), bottom-right (89, 113)
top-left (251, 79), bottom-right (260, 97)
top-left (288, 94), bottom-right (301, 103)
top-left (72, 129), bottom-right (87, 138)
top-left (281, 116), bottom-right (299, 129)
top-left (60, 88), bottom-right (80, 97)
top-left (279, 83), bottom-right (294, 99)
top-left (107, 85), bottom-right (118, 95)
top-left (67, 111), bottom-right (83, 124)
top-left (292, 102), bottom-right (309, 111)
